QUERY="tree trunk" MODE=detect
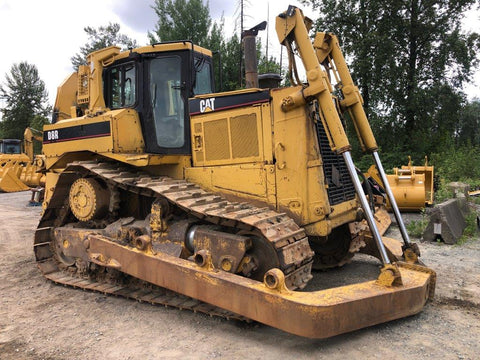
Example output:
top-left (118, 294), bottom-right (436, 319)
top-left (359, 0), bottom-right (370, 118)
top-left (405, 0), bottom-right (419, 138)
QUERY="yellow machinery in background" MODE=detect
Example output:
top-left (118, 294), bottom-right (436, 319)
top-left (367, 156), bottom-right (434, 211)
top-left (0, 138), bottom-right (30, 164)
top-left (0, 128), bottom-right (45, 192)
top-left (33, 6), bottom-right (435, 339)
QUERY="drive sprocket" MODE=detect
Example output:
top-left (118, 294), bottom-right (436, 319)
top-left (69, 177), bottom-right (110, 222)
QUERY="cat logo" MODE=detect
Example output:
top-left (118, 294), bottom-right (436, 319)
top-left (199, 98), bottom-right (216, 113)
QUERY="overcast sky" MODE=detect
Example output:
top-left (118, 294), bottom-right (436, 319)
top-left (0, 0), bottom-right (478, 108)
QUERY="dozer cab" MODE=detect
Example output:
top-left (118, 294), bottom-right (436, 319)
top-left (34, 6), bottom-right (435, 338)
top-left (0, 139), bottom-right (30, 163)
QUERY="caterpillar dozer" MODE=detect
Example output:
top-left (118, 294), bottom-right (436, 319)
top-left (0, 128), bottom-right (45, 192)
top-left (34, 6), bottom-right (435, 339)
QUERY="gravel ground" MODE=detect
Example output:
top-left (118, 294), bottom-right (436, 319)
top-left (0, 191), bottom-right (479, 360)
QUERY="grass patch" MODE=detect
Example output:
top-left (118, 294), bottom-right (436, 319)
top-left (457, 211), bottom-right (480, 244)
top-left (434, 181), bottom-right (454, 204)
top-left (406, 209), bottom-right (429, 238)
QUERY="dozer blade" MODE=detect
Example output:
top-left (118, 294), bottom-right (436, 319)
top-left (72, 233), bottom-right (435, 339)
top-left (0, 168), bottom-right (30, 192)
top-left (374, 205), bottom-right (392, 235)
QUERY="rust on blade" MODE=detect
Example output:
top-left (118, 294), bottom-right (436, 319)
top-left (87, 234), bottom-right (434, 339)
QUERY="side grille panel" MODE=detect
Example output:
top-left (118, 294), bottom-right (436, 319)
top-left (204, 118), bottom-right (230, 161)
top-left (315, 120), bottom-right (356, 205)
top-left (230, 113), bottom-right (259, 159)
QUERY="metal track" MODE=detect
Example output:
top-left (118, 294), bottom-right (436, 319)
top-left (34, 160), bottom-right (314, 320)
top-left (42, 265), bottom-right (248, 321)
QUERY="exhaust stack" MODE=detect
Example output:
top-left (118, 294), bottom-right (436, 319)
top-left (242, 21), bottom-right (267, 88)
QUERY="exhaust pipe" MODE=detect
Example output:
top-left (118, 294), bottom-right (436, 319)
top-left (242, 21), bottom-right (267, 88)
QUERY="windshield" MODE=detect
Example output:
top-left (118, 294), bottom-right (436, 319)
top-left (150, 56), bottom-right (185, 148)
top-left (0, 141), bottom-right (21, 154)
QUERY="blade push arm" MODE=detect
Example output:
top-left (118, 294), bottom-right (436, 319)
top-left (276, 6), bottom-right (351, 154)
top-left (313, 32), bottom-right (415, 253)
top-left (276, 6), bottom-right (394, 270)
top-left (314, 33), bottom-right (378, 153)
top-left (276, 6), bottom-right (419, 272)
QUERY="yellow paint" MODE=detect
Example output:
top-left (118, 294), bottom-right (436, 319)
top-left (366, 158), bottom-right (434, 211)
top-left (43, 28), bottom-right (364, 237)
top-left (190, 101), bottom-right (265, 167)
top-left (69, 178), bottom-right (97, 221)
top-left (0, 167), bottom-right (30, 192)
top-left (0, 128), bottom-right (44, 192)
top-left (52, 72), bottom-right (78, 123)
top-left (36, 7), bottom-right (439, 338)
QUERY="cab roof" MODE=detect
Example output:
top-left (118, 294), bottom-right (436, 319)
top-left (114, 41), bottom-right (212, 62)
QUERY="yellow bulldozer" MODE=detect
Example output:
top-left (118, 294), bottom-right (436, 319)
top-left (34, 6), bottom-right (435, 338)
top-left (0, 128), bottom-right (45, 193)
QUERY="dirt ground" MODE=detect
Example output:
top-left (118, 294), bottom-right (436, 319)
top-left (1, 191), bottom-right (479, 360)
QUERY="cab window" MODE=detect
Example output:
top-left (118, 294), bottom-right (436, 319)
top-left (193, 56), bottom-right (213, 95)
top-left (1, 141), bottom-right (21, 154)
top-left (105, 62), bottom-right (136, 108)
top-left (149, 56), bottom-right (185, 148)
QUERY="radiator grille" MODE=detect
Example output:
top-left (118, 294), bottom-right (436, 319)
top-left (204, 118), bottom-right (230, 161)
top-left (230, 113), bottom-right (259, 158)
top-left (315, 120), bottom-right (356, 205)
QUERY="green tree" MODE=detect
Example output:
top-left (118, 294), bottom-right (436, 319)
top-left (202, 17), bottom-right (228, 91)
top-left (30, 114), bottom-right (50, 132)
top-left (71, 23), bottom-right (138, 70)
top-left (258, 54), bottom-right (281, 75)
top-left (149, 0), bottom-right (220, 89)
top-left (457, 99), bottom-right (480, 146)
top-left (148, 0), bottom-right (244, 91)
top-left (148, 0), bottom-right (212, 46)
top-left (302, 0), bottom-right (480, 155)
top-left (0, 62), bottom-right (50, 139)
top-left (148, 0), bottom-right (282, 92)
top-left (221, 34), bottom-right (242, 91)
